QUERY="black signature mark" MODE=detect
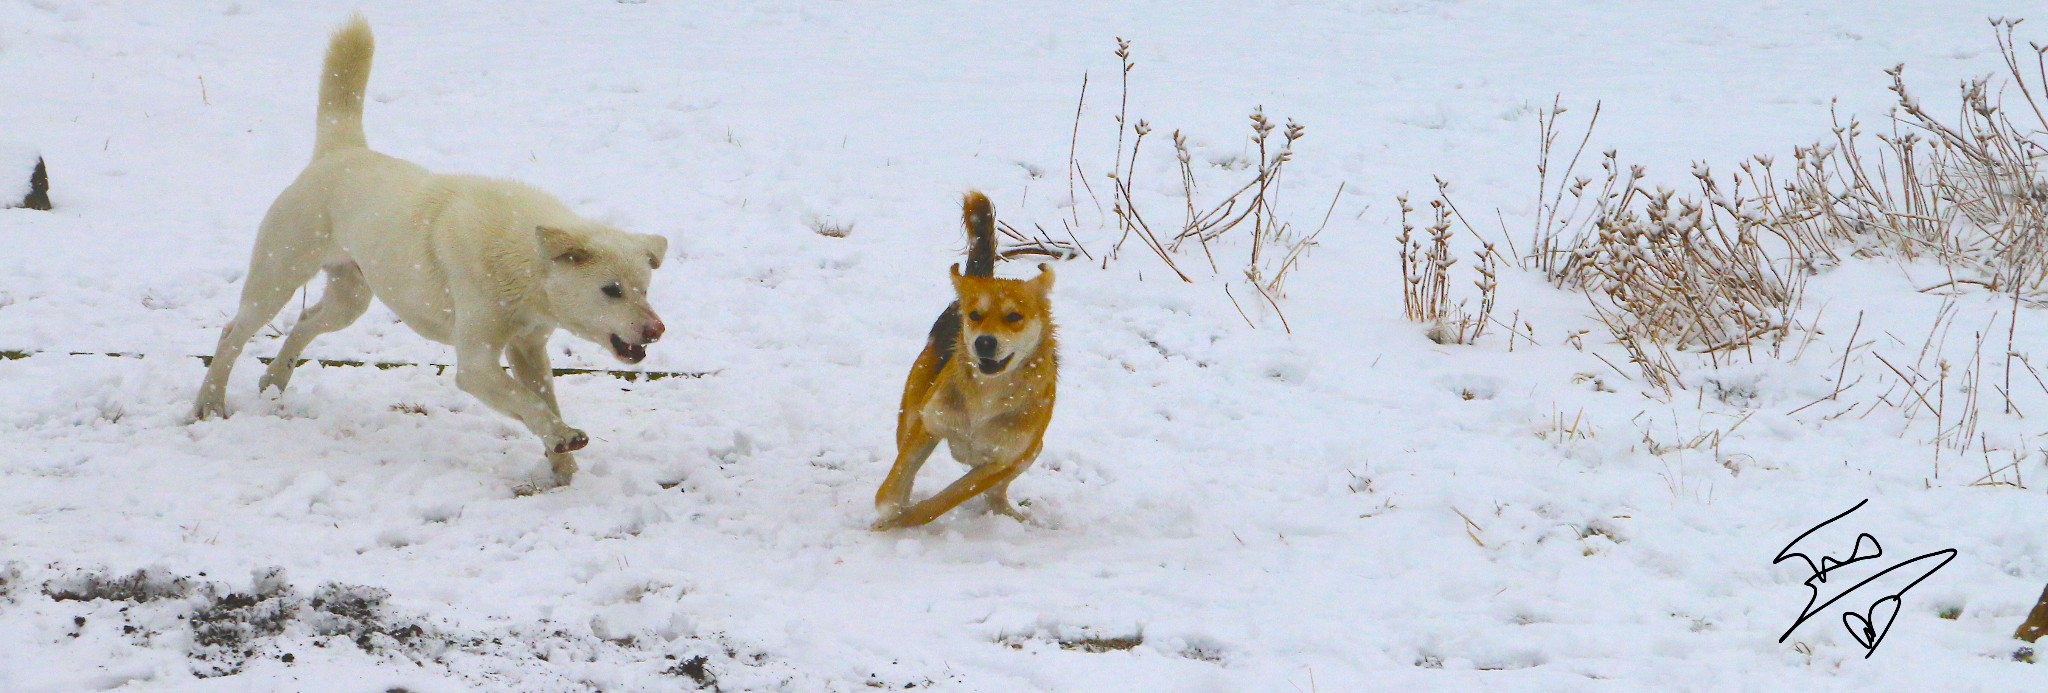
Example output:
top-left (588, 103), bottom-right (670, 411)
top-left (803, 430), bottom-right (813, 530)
top-left (1773, 499), bottom-right (1957, 658)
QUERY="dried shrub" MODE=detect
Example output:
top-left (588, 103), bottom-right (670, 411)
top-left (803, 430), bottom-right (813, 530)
top-left (1423, 19), bottom-right (2048, 400)
top-left (1792, 19), bottom-right (2048, 289)
top-left (805, 216), bottom-right (855, 239)
top-left (1449, 99), bottom-right (1818, 390)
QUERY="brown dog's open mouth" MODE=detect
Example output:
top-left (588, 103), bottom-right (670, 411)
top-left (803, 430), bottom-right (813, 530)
top-left (976, 354), bottom-right (1013, 374)
top-left (610, 334), bottom-right (647, 364)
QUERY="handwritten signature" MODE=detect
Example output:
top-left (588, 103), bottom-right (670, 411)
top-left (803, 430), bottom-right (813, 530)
top-left (1773, 499), bottom-right (1957, 658)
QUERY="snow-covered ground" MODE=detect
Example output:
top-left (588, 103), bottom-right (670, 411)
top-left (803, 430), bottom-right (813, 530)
top-left (2, 1), bottom-right (2045, 690)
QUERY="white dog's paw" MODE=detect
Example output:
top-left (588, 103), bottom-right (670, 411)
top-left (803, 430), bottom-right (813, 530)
top-left (548, 428), bottom-right (589, 454)
top-left (512, 453), bottom-right (577, 496)
top-left (548, 451), bottom-right (578, 487)
top-left (192, 399), bottom-right (230, 421)
top-left (256, 367), bottom-right (294, 396)
top-left (511, 479), bottom-right (559, 497)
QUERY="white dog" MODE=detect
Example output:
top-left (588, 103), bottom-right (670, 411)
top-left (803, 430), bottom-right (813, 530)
top-left (195, 15), bottom-right (669, 488)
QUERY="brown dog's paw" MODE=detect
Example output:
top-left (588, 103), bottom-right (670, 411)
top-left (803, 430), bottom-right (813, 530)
top-left (991, 504), bottom-right (1033, 524)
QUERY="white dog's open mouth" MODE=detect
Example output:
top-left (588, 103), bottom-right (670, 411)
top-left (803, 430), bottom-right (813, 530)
top-left (610, 334), bottom-right (647, 364)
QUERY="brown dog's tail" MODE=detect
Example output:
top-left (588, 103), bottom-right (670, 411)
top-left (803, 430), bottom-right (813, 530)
top-left (314, 13), bottom-right (375, 158)
top-left (962, 191), bottom-right (996, 278)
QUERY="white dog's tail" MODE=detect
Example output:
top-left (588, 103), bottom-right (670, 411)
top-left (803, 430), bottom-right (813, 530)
top-left (315, 14), bottom-right (374, 157)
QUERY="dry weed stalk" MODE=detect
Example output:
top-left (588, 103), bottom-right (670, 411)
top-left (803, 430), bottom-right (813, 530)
top-left (1070, 38), bottom-right (1329, 330)
top-left (1538, 406), bottom-right (1595, 443)
top-left (1527, 98), bottom-right (1609, 275)
top-left (995, 220), bottom-right (1086, 262)
top-left (1397, 192), bottom-right (1497, 345)
top-left (1846, 291), bottom-right (2047, 479)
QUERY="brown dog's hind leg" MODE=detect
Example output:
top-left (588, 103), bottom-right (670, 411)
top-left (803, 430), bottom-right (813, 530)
top-left (876, 441), bottom-right (1040, 530)
top-left (983, 472), bottom-right (1031, 521)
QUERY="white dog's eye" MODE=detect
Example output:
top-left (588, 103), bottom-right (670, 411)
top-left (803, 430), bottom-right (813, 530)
top-left (602, 282), bottom-right (623, 299)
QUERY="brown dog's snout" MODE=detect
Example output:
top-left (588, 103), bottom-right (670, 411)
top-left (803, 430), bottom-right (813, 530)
top-left (643, 318), bottom-right (666, 344)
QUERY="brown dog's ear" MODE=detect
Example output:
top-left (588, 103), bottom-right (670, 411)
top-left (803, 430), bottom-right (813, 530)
top-left (949, 263), bottom-right (964, 282)
top-left (537, 226), bottom-right (590, 265)
top-left (640, 233), bottom-right (669, 269)
top-left (1032, 263), bottom-right (1055, 292)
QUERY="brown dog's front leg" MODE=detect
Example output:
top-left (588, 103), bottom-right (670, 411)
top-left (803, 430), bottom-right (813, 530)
top-left (875, 418), bottom-right (938, 526)
top-left (2019, 582), bottom-right (2048, 643)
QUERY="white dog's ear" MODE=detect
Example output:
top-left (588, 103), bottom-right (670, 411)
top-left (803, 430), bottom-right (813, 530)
top-left (640, 234), bottom-right (669, 269)
top-left (537, 226), bottom-right (590, 265)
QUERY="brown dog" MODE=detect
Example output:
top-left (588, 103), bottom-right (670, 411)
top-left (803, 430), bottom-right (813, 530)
top-left (873, 192), bottom-right (1058, 530)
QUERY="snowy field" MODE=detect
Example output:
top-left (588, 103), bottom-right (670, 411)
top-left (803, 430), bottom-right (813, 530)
top-left (3, 1), bottom-right (2047, 690)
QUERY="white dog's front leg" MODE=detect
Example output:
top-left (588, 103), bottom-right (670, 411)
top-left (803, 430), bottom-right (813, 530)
top-left (505, 334), bottom-right (562, 417)
top-left (506, 333), bottom-right (576, 487)
top-left (452, 336), bottom-right (585, 455)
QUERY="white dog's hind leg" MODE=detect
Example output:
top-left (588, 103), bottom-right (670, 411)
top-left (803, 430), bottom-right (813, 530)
top-left (194, 220), bottom-right (324, 419)
top-left (452, 326), bottom-right (588, 458)
top-left (259, 261), bottom-right (372, 395)
top-left (506, 333), bottom-right (575, 486)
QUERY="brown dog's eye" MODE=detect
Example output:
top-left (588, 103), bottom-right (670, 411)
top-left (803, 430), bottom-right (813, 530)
top-left (968, 311), bottom-right (983, 322)
top-left (602, 282), bottom-right (623, 299)
top-left (1004, 312), bottom-right (1024, 323)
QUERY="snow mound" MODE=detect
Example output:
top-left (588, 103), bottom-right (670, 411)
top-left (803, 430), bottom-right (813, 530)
top-left (0, 141), bottom-right (37, 203)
